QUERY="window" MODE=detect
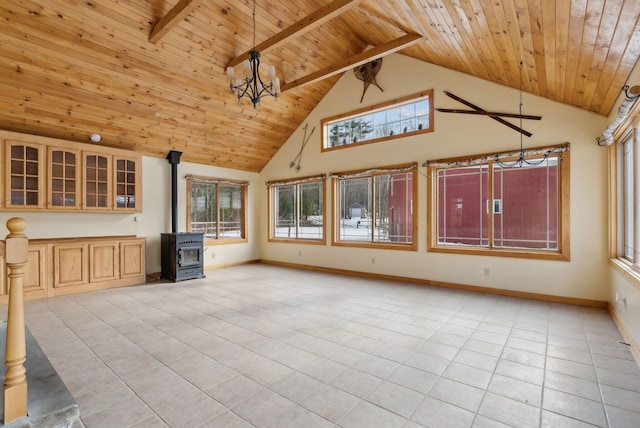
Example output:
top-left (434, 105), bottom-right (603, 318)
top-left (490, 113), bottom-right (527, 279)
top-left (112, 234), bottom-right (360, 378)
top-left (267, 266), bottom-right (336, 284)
top-left (186, 175), bottom-right (248, 243)
top-left (267, 175), bottom-right (325, 243)
top-left (427, 145), bottom-right (570, 260)
top-left (613, 129), bottom-right (639, 268)
top-left (332, 163), bottom-right (417, 249)
top-left (322, 90), bottom-right (434, 150)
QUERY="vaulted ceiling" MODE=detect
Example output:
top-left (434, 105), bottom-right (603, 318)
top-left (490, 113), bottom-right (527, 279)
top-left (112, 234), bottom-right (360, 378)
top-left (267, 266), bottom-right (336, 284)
top-left (1, 1), bottom-right (639, 171)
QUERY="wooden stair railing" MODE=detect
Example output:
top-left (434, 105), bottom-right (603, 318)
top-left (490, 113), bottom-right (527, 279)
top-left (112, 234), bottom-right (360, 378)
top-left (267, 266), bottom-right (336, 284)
top-left (3, 218), bottom-right (28, 424)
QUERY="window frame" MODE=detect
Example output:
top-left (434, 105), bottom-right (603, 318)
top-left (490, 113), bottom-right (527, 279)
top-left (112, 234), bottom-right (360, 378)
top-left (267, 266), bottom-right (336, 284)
top-left (321, 90), bottom-right (434, 152)
top-left (427, 144), bottom-right (570, 260)
top-left (186, 174), bottom-right (248, 245)
top-left (609, 108), bottom-right (640, 289)
top-left (267, 175), bottom-right (326, 244)
top-left (332, 163), bottom-right (418, 251)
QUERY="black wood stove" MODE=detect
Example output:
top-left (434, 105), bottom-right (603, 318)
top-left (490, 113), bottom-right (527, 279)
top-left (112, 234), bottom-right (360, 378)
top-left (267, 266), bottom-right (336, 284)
top-left (160, 150), bottom-right (205, 282)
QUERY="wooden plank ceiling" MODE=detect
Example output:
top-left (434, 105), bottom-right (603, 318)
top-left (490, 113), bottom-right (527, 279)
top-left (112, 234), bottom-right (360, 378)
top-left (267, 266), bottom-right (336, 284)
top-left (0, 0), bottom-right (638, 172)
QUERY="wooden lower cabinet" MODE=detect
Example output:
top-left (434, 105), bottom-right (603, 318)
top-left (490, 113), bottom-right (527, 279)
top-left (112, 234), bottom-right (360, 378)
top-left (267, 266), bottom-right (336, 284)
top-left (0, 236), bottom-right (145, 303)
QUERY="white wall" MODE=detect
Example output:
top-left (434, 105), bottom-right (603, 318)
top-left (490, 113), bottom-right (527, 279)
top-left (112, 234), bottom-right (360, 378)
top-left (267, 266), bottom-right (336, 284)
top-left (0, 155), bottom-right (260, 275)
top-left (608, 60), bottom-right (640, 349)
top-left (260, 53), bottom-right (611, 301)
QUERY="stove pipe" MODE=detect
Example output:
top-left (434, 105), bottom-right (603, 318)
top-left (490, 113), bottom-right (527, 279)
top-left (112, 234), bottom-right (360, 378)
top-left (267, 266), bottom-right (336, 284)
top-left (166, 150), bottom-right (182, 234)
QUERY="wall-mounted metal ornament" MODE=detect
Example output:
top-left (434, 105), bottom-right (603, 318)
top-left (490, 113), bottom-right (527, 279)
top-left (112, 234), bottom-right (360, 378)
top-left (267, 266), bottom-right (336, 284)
top-left (289, 123), bottom-right (315, 172)
top-left (354, 58), bottom-right (383, 102)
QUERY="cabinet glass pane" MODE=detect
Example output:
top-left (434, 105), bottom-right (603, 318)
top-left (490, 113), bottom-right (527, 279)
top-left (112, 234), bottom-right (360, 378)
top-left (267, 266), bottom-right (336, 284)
top-left (11, 160), bottom-right (23, 174)
top-left (26, 161), bottom-right (38, 176)
top-left (26, 147), bottom-right (38, 160)
top-left (26, 192), bottom-right (38, 205)
top-left (52, 151), bottom-right (63, 163)
top-left (11, 176), bottom-right (23, 189)
top-left (11, 145), bottom-right (23, 159)
top-left (11, 191), bottom-right (23, 205)
top-left (52, 179), bottom-right (63, 192)
top-left (52, 164), bottom-right (63, 177)
top-left (26, 177), bottom-right (38, 190)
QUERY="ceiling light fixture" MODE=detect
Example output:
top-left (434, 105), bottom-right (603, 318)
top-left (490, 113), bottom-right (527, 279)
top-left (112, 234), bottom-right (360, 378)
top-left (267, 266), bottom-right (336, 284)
top-left (90, 133), bottom-right (101, 143)
top-left (226, 0), bottom-right (280, 108)
top-left (494, 62), bottom-right (554, 168)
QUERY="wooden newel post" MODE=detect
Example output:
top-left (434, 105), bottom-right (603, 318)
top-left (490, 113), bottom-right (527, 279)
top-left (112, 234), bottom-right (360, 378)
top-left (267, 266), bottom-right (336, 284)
top-left (3, 217), bottom-right (28, 423)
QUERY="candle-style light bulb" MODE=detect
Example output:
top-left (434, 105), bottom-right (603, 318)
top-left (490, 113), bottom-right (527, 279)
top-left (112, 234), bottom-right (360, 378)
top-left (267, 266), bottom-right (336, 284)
top-left (243, 60), bottom-right (251, 79)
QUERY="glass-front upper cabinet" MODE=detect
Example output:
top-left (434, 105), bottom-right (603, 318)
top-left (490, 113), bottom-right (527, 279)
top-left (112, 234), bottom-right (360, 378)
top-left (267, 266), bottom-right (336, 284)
top-left (1, 133), bottom-right (141, 213)
top-left (114, 156), bottom-right (140, 210)
top-left (4, 141), bottom-right (44, 209)
top-left (48, 147), bottom-right (80, 209)
top-left (83, 152), bottom-right (111, 210)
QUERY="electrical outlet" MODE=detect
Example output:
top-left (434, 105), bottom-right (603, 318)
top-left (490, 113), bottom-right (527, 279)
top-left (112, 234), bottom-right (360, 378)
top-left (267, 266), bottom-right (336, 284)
top-left (483, 268), bottom-right (490, 276)
top-left (371, 257), bottom-right (376, 264)
top-left (211, 252), bottom-right (216, 259)
top-left (134, 215), bottom-right (141, 222)
top-left (298, 250), bottom-right (302, 257)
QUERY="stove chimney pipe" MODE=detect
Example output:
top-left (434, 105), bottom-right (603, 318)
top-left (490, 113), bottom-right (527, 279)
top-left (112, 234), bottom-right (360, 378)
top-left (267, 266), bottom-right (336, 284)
top-left (166, 150), bottom-right (182, 234)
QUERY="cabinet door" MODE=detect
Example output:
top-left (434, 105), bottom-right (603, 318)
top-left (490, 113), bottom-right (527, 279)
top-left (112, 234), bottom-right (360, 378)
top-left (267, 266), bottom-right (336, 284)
top-left (48, 147), bottom-right (80, 209)
top-left (113, 156), bottom-right (141, 211)
top-left (4, 141), bottom-right (44, 209)
top-left (83, 152), bottom-right (112, 210)
top-left (89, 242), bottom-right (119, 283)
top-left (53, 243), bottom-right (88, 287)
top-left (120, 240), bottom-right (145, 279)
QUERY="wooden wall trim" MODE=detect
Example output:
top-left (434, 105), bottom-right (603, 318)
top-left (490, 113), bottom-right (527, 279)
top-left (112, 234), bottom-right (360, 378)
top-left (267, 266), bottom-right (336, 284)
top-left (259, 259), bottom-right (608, 308)
top-left (608, 303), bottom-right (640, 368)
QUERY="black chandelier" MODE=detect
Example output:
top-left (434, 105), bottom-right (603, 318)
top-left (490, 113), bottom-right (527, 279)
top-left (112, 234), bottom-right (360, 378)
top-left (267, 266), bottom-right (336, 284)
top-left (494, 61), bottom-right (552, 168)
top-left (226, 0), bottom-right (280, 108)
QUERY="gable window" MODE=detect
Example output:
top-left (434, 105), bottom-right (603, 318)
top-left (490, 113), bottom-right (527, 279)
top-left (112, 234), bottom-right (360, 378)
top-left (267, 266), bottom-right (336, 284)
top-left (332, 163), bottom-right (417, 250)
top-left (267, 175), bottom-right (325, 243)
top-left (426, 144), bottom-right (570, 260)
top-left (186, 175), bottom-right (248, 243)
top-left (321, 90), bottom-right (434, 151)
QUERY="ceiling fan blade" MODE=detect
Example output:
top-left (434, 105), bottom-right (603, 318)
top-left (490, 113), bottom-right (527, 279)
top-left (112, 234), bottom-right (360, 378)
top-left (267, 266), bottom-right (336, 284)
top-left (442, 91), bottom-right (533, 137)
top-left (436, 108), bottom-right (541, 120)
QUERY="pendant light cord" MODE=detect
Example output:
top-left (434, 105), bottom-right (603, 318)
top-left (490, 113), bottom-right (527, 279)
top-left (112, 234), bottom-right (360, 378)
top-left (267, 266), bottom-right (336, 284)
top-left (519, 61), bottom-right (524, 152)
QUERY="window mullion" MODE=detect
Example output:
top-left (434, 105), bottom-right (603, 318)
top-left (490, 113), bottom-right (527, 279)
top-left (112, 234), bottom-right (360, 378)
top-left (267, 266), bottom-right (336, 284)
top-left (633, 130), bottom-right (640, 266)
top-left (488, 163), bottom-right (494, 249)
top-left (215, 183), bottom-right (220, 239)
top-left (295, 184), bottom-right (300, 239)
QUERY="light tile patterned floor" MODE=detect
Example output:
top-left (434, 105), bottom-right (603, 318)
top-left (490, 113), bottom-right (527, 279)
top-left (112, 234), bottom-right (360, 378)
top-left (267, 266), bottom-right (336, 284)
top-left (7, 264), bottom-right (640, 427)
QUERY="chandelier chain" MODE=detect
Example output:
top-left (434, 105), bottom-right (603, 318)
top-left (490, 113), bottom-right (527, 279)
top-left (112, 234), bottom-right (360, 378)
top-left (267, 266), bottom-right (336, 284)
top-left (252, 0), bottom-right (257, 50)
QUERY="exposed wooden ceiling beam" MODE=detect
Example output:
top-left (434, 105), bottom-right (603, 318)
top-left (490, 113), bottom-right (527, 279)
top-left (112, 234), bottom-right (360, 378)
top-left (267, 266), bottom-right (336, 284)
top-left (227, 0), bottom-right (364, 68)
top-left (149, 0), bottom-right (204, 43)
top-left (281, 33), bottom-right (424, 93)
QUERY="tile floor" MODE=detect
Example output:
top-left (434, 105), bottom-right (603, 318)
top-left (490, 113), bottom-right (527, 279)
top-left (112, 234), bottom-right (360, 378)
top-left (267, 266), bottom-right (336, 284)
top-left (6, 264), bottom-right (640, 427)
